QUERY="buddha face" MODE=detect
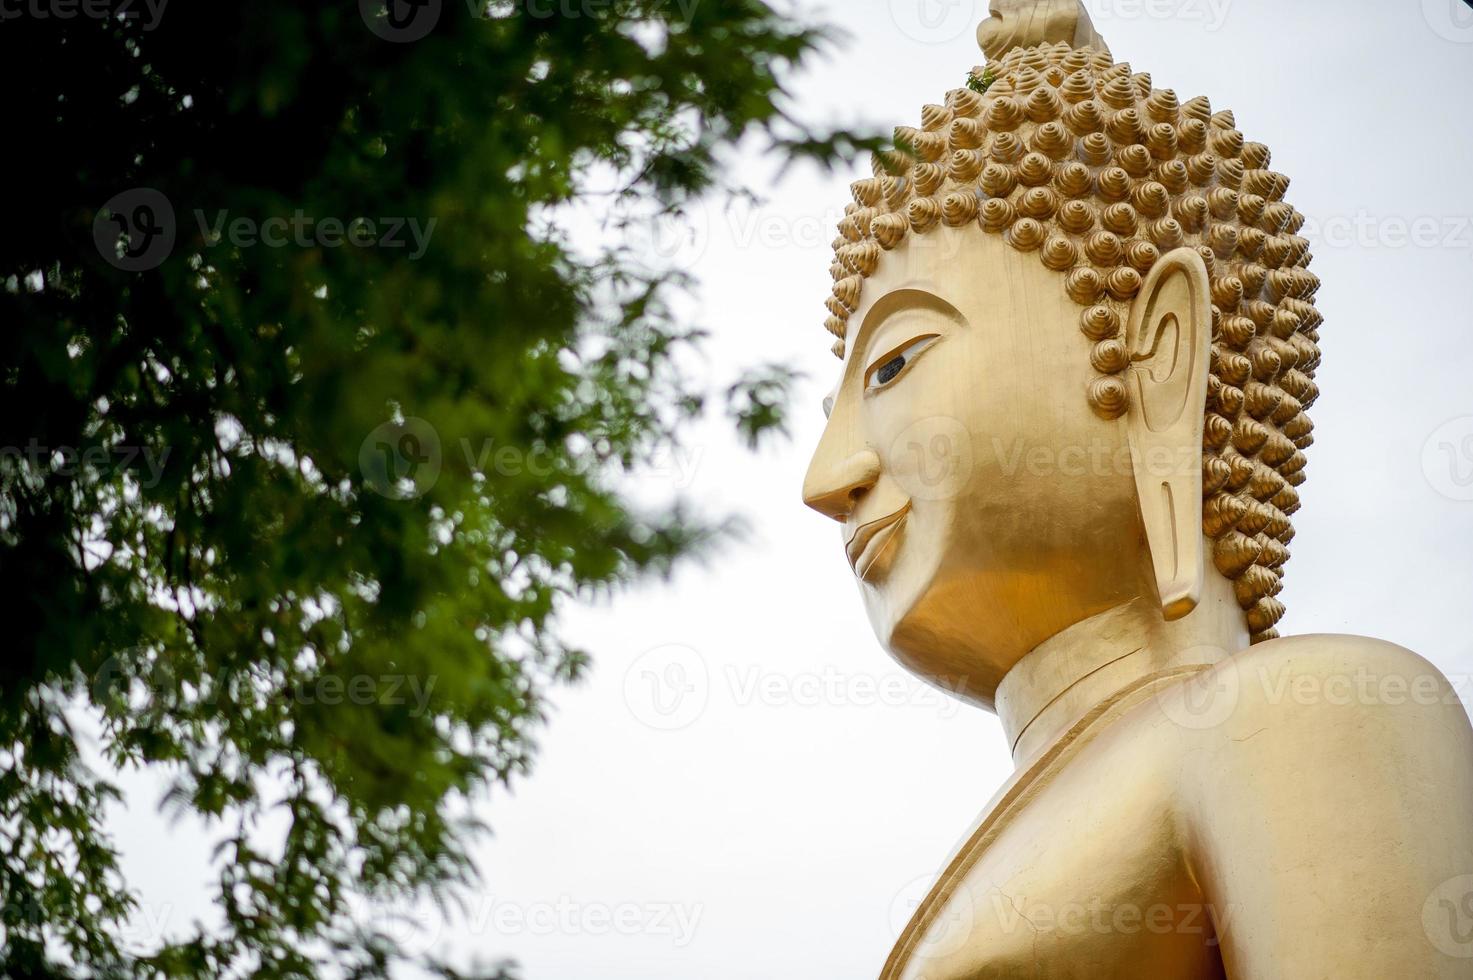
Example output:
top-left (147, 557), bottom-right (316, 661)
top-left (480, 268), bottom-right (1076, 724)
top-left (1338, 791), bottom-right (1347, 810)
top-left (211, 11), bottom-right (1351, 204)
top-left (803, 226), bottom-right (1155, 706)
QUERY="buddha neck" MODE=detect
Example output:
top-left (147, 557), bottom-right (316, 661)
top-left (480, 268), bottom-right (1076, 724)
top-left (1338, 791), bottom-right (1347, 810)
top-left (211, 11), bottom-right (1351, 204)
top-left (994, 573), bottom-right (1250, 766)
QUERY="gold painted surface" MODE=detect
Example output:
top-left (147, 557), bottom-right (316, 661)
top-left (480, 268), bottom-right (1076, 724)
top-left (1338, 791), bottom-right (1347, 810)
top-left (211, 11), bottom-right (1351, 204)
top-left (800, 4), bottom-right (1473, 975)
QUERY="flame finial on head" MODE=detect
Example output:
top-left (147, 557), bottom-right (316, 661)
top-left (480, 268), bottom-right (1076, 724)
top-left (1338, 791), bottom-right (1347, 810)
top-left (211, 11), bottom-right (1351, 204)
top-left (977, 0), bottom-right (1110, 61)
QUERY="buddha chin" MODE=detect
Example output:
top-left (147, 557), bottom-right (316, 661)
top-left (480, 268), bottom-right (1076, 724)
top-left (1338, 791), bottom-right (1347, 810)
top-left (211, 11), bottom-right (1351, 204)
top-left (854, 451), bottom-right (1153, 711)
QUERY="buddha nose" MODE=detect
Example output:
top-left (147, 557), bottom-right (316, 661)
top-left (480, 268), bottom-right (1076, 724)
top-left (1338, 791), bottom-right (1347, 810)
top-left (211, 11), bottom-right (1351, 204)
top-left (803, 439), bottom-right (881, 523)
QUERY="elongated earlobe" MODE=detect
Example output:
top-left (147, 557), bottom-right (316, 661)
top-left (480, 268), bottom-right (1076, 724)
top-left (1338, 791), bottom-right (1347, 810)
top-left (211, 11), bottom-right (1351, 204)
top-left (1124, 247), bottom-right (1212, 620)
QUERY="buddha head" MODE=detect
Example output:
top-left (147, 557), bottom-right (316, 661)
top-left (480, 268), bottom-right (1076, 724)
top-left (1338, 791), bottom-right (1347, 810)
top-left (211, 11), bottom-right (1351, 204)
top-left (802, 0), bottom-right (1321, 707)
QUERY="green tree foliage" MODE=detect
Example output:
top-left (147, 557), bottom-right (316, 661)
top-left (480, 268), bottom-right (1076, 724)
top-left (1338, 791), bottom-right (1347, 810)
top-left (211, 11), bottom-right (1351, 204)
top-left (0, 1), bottom-right (867, 974)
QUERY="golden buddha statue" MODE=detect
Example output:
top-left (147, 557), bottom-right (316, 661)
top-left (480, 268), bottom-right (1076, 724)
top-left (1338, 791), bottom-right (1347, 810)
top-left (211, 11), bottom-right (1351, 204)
top-left (801, 2), bottom-right (1473, 976)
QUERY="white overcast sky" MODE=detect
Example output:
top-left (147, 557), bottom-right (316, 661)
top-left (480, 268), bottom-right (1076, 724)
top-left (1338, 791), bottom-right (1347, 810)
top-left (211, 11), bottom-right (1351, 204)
top-left (103, 1), bottom-right (1473, 976)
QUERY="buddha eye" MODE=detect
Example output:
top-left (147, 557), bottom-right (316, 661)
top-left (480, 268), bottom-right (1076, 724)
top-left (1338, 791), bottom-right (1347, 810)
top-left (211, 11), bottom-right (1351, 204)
top-left (865, 335), bottom-right (940, 392)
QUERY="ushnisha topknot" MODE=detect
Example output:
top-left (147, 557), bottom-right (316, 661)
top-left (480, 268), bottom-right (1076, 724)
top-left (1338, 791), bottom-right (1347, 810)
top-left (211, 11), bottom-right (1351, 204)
top-left (821, 7), bottom-right (1321, 644)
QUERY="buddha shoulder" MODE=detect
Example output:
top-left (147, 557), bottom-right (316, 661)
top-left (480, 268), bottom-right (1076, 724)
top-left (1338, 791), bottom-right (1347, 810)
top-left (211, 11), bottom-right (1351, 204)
top-left (1142, 635), bottom-right (1473, 976)
top-left (1150, 633), bottom-right (1473, 772)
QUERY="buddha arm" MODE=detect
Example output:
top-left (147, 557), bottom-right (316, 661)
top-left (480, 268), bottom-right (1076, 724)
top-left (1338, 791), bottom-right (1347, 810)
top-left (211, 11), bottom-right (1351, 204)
top-left (1184, 635), bottom-right (1473, 978)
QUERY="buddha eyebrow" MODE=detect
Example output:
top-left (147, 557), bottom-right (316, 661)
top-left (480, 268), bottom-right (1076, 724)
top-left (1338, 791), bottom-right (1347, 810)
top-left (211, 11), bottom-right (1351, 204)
top-left (852, 288), bottom-right (965, 364)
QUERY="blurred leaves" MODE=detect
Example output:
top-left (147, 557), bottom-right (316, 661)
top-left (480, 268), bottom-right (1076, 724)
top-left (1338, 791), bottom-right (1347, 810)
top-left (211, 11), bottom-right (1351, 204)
top-left (726, 364), bottom-right (804, 450)
top-left (0, 1), bottom-right (865, 975)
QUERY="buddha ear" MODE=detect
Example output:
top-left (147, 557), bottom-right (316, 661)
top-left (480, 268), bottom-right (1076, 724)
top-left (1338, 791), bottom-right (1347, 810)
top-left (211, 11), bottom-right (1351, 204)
top-left (1124, 247), bottom-right (1212, 621)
